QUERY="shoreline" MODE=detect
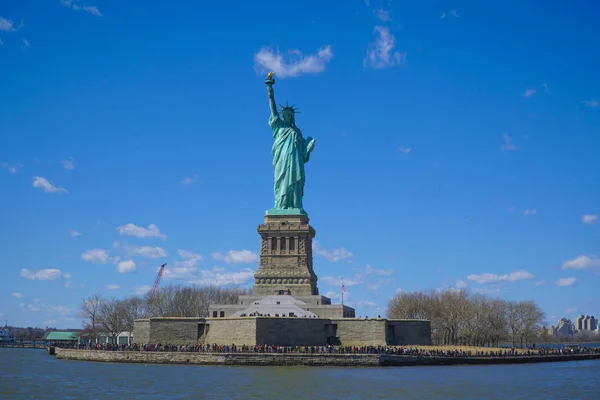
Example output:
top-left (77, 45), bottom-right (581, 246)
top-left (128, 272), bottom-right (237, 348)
top-left (54, 348), bottom-right (600, 367)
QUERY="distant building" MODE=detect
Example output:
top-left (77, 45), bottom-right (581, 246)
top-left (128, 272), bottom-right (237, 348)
top-left (44, 331), bottom-right (79, 345)
top-left (575, 315), bottom-right (597, 332)
top-left (555, 318), bottom-right (576, 336)
top-left (77, 331), bottom-right (133, 345)
top-left (0, 324), bottom-right (14, 343)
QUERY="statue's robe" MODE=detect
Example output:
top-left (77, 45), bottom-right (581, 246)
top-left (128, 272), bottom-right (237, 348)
top-left (269, 114), bottom-right (315, 211)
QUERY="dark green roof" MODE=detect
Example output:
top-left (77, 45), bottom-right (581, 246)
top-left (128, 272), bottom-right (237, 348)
top-left (45, 331), bottom-right (79, 341)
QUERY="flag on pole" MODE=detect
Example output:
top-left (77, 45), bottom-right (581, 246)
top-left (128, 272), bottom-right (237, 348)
top-left (342, 284), bottom-right (346, 294)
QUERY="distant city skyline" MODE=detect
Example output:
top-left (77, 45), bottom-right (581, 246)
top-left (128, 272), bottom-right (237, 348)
top-left (1, 1), bottom-right (599, 328)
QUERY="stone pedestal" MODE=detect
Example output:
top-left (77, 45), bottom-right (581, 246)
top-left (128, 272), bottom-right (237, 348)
top-left (253, 214), bottom-right (318, 296)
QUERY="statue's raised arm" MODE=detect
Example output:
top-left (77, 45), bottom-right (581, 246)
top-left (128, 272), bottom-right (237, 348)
top-left (265, 72), bottom-right (278, 117)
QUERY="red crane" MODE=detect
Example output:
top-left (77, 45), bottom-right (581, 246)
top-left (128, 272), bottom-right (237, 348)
top-left (150, 263), bottom-right (167, 298)
top-left (143, 263), bottom-right (166, 318)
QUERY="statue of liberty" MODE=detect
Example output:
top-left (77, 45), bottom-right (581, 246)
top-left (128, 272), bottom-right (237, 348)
top-left (265, 72), bottom-right (316, 215)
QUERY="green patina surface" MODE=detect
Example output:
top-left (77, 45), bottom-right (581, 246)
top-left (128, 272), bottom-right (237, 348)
top-left (265, 73), bottom-right (315, 216)
top-left (45, 331), bottom-right (79, 341)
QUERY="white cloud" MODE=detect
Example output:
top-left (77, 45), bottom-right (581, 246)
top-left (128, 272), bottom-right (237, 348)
top-left (181, 175), bottom-right (199, 185)
top-left (106, 284), bottom-right (120, 290)
top-left (375, 9), bottom-right (390, 21)
top-left (117, 260), bottom-right (136, 274)
top-left (61, 159), bottom-right (75, 170)
top-left (70, 229), bottom-right (82, 237)
top-left (467, 270), bottom-right (534, 284)
top-left (556, 277), bottom-right (578, 287)
top-left (254, 45), bottom-right (334, 78)
top-left (32, 176), bottom-right (67, 193)
top-left (0, 17), bottom-right (15, 31)
top-left (1, 163), bottom-right (22, 174)
top-left (473, 286), bottom-right (502, 295)
top-left (561, 255), bottom-right (600, 270)
top-left (211, 250), bottom-right (258, 265)
top-left (135, 285), bottom-right (151, 296)
top-left (524, 209), bottom-right (537, 216)
top-left (524, 89), bottom-right (536, 98)
top-left (313, 241), bottom-right (353, 262)
top-left (83, 6), bottom-right (102, 17)
top-left (81, 248), bottom-right (112, 264)
top-left (583, 100), bottom-right (598, 107)
top-left (501, 133), bottom-right (518, 151)
top-left (125, 245), bottom-right (168, 258)
top-left (582, 214), bottom-right (598, 225)
top-left (116, 223), bottom-right (167, 240)
top-left (397, 146), bottom-right (411, 154)
top-left (62, 1), bottom-right (102, 17)
top-left (21, 38), bottom-right (29, 49)
top-left (320, 276), bottom-right (359, 287)
top-left (440, 10), bottom-right (459, 19)
top-left (20, 268), bottom-right (64, 281)
top-left (535, 280), bottom-right (545, 286)
top-left (355, 264), bottom-right (393, 279)
top-left (364, 26), bottom-right (406, 69)
top-left (455, 279), bottom-right (467, 289)
top-left (12, 292), bottom-right (24, 299)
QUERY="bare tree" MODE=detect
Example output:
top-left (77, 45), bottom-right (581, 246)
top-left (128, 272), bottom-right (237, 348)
top-left (518, 300), bottom-right (545, 348)
top-left (97, 298), bottom-right (128, 344)
top-left (144, 284), bottom-right (248, 318)
top-left (122, 296), bottom-right (145, 343)
top-left (78, 293), bottom-right (103, 344)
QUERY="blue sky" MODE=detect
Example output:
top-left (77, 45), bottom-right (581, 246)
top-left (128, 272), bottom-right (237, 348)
top-left (1, 0), bottom-right (599, 329)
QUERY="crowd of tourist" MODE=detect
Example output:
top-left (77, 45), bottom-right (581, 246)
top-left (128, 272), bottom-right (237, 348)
top-left (54, 342), bottom-right (600, 358)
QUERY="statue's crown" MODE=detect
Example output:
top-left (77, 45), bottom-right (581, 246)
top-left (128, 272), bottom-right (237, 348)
top-left (279, 101), bottom-right (300, 114)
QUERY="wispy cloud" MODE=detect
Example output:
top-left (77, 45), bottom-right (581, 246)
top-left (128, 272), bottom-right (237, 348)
top-left (254, 46), bottom-right (333, 78)
top-left (181, 175), bottom-right (199, 185)
top-left (83, 6), bottom-right (102, 17)
top-left (116, 223), bottom-right (167, 240)
top-left (0, 17), bottom-right (16, 31)
top-left (364, 26), bottom-right (406, 69)
top-left (440, 10), bottom-right (459, 19)
top-left (542, 83), bottom-right (550, 93)
top-left (501, 133), bottom-right (519, 151)
top-left (124, 245), bottom-right (168, 259)
top-left (523, 89), bottom-right (536, 98)
top-left (32, 176), bottom-right (67, 193)
top-left (1, 163), bottom-right (23, 174)
top-left (117, 260), bottom-right (136, 274)
top-left (467, 270), bottom-right (534, 284)
top-left (81, 248), bottom-right (117, 264)
top-left (61, 158), bottom-right (75, 170)
top-left (561, 255), bottom-right (600, 270)
top-left (397, 146), bottom-right (411, 154)
top-left (69, 229), bottom-right (82, 237)
top-left (211, 250), bottom-right (258, 265)
top-left (582, 100), bottom-right (598, 108)
top-left (21, 38), bottom-right (29, 49)
top-left (375, 9), bottom-right (391, 21)
top-left (556, 277), bottom-right (578, 287)
top-left (524, 209), bottom-right (537, 216)
top-left (20, 268), bottom-right (68, 281)
top-left (12, 292), bottom-right (24, 299)
top-left (582, 214), bottom-right (598, 225)
top-left (106, 284), bottom-right (120, 290)
top-left (61, 1), bottom-right (103, 17)
top-left (313, 241), bottom-right (353, 262)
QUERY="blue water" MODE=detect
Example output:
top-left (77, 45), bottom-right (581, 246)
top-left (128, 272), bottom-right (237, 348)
top-left (0, 348), bottom-right (599, 399)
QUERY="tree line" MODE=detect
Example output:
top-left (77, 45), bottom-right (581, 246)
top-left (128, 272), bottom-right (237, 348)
top-left (78, 284), bottom-right (248, 342)
top-left (387, 289), bottom-right (546, 348)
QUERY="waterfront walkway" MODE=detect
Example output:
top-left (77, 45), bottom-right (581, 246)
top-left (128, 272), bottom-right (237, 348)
top-left (57, 343), bottom-right (600, 359)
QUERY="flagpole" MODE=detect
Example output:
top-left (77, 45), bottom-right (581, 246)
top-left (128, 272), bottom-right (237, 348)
top-left (341, 280), bottom-right (344, 307)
